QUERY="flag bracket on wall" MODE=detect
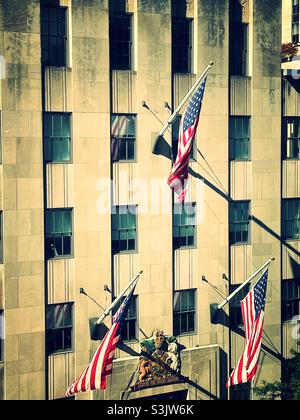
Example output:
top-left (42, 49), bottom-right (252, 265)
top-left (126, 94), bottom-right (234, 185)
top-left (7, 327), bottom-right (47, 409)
top-left (209, 257), bottom-right (275, 325)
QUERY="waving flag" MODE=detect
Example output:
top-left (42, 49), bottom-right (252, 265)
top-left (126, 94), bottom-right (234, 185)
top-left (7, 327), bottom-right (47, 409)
top-left (227, 270), bottom-right (269, 387)
top-left (66, 282), bottom-right (137, 396)
top-left (168, 79), bottom-right (207, 203)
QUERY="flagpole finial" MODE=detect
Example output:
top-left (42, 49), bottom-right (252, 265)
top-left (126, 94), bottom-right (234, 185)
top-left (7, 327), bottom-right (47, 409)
top-left (139, 270), bottom-right (143, 275)
top-left (271, 257), bottom-right (275, 262)
top-left (210, 61), bottom-right (214, 66)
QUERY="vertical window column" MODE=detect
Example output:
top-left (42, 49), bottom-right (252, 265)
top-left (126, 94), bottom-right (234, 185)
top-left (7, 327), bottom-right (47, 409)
top-left (229, 117), bottom-right (250, 161)
top-left (229, 0), bottom-right (249, 76)
top-left (41, 2), bottom-right (67, 67)
top-left (284, 118), bottom-right (300, 160)
top-left (172, 18), bottom-right (193, 74)
top-left (112, 205), bottom-right (137, 254)
top-left (282, 199), bottom-right (300, 241)
top-left (111, 115), bottom-right (136, 162)
top-left (282, 279), bottom-right (300, 322)
top-left (46, 304), bottom-right (73, 355)
top-left (229, 201), bottom-right (251, 245)
top-left (45, 209), bottom-right (73, 259)
top-left (43, 113), bottom-right (72, 163)
top-left (173, 290), bottom-right (196, 336)
top-left (292, 0), bottom-right (300, 44)
top-left (173, 203), bottom-right (196, 249)
top-left (110, 12), bottom-right (133, 70)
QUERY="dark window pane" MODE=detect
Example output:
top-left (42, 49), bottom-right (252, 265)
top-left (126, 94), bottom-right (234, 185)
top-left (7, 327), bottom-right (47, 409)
top-left (172, 18), bottom-right (192, 74)
top-left (46, 303), bottom-right (73, 355)
top-left (282, 200), bottom-right (300, 240)
top-left (173, 203), bottom-right (196, 249)
top-left (114, 296), bottom-right (137, 342)
top-left (173, 290), bottom-right (196, 336)
top-left (112, 206), bottom-right (137, 254)
top-left (282, 279), bottom-right (300, 321)
top-left (229, 201), bottom-right (250, 245)
top-left (230, 117), bottom-right (250, 161)
top-left (45, 209), bottom-right (73, 258)
top-left (230, 1), bottom-right (248, 76)
top-left (111, 115), bottom-right (136, 162)
top-left (41, 5), bottom-right (67, 67)
top-left (43, 113), bottom-right (71, 163)
top-left (284, 118), bottom-right (300, 160)
top-left (110, 13), bottom-right (132, 70)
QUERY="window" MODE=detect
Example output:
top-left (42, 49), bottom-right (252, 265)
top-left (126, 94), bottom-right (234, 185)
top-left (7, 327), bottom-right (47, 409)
top-left (172, 18), bottom-right (193, 74)
top-left (112, 205), bottom-right (137, 254)
top-left (173, 203), bottom-right (196, 249)
top-left (173, 290), bottom-right (196, 336)
top-left (45, 209), bottom-right (73, 259)
top-left (282, 279), bottom-right (300, 321)
top-left (43, 113), bottom-right (71, 163)
top-left (113, 295), bottom-right (137, 342)
top-left (229, 201), bottom-right (250, 245)
top-left (111, 115), bottom-right (136, 162)
top-left (0, 310), bottom-right (4, 362)
top-left (41, 3), bottom-right (67, 67)
top-left (282, 199), bottom-right (300, 241)
top-left (230, 23), bottom-right (248, 76)
top-left (229, 117), bottom-right (250, 161)
top-left (172, 116), bottom-right (196, 162)
top-left (229, 284), bottom-right (250, 327)
top-left (46, 303), bottom-right (73, 355)
top-left (283, 118), bottom-right (300, 160)
top-left (110, 13), bottom-right (133, 70)
top-left (230, 1), bottom-right (248, 76)
top-left (292, 0), bottom-right (300, 44)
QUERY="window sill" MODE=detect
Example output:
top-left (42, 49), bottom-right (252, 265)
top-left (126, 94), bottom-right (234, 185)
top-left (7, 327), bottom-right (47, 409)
top-left (47, 349), bottom-right (74, 357)
top-left (230, 159), bottom-right (251, 163)
top-left (121, 339), bottom-right (139, 345)
top-left (283, 238), bottom-right (300, 243)
top-left (111, 69), bottom-right (137, 75)
top-left (43, 65), bottom-right (72, 71)
top-left (47, 255), bottom-right (74, 261)
top-left (174, 245), bottom-right (197, 251)
top-left (173, 72), bottom-right (194, 76)
top-left (174, 332), bottom-right (197, 338)
top-left (45, 161), bottom-right (73, 165)
top-left (114, 160), bottom-right (137, 164)
top-left (113, 250), bottom-right (138, 256)
top-left (230, 242), bottom-right (251, 247)
top-left (284, 158), bottom-right (300, 162)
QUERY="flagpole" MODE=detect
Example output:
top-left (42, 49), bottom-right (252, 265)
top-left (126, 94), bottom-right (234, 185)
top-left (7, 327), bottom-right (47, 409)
top-left (217, 257), bottom-right (275, 311)
top-left (158, 61), bottom-right (214, 137)
top-left (96, 271), bottom-right (143, 325)
top-left (250, 380), bottom-right (254, 400)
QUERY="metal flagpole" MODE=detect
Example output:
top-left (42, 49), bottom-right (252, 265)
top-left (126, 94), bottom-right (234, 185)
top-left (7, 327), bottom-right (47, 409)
top-left (217, 257), bottom-right (275, 311)
top-left (250, 380), bottom-right (254, 400)
top-left (96, 271), bottom-right (143, 325)
top-left (158, 61), bottom-right (214, 137)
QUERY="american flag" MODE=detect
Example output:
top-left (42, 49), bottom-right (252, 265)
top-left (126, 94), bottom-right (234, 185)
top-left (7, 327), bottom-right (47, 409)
top-left (168, 79), bottom-right (207, 203)
top-left (65, 282), bottom-right (137, 397)
top-left (227, 270), bottom-right (269, 388)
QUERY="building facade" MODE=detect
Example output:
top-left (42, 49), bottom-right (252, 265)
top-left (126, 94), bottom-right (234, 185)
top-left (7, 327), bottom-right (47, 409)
top-left (0, 0), bottom-right (298, 400)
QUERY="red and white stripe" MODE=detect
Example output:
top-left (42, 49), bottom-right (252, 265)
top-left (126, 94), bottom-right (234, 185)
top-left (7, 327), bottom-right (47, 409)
top-left (66, 322), bottom-right (121, 396)
top-left (167, 117), bottom-right (199, 203)
top-left (112, 115), bottom-right (127, 137)
top-left (66, 281), bottom-right (137, 397)
top-left (227, 292), bottom-right (265, 388)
